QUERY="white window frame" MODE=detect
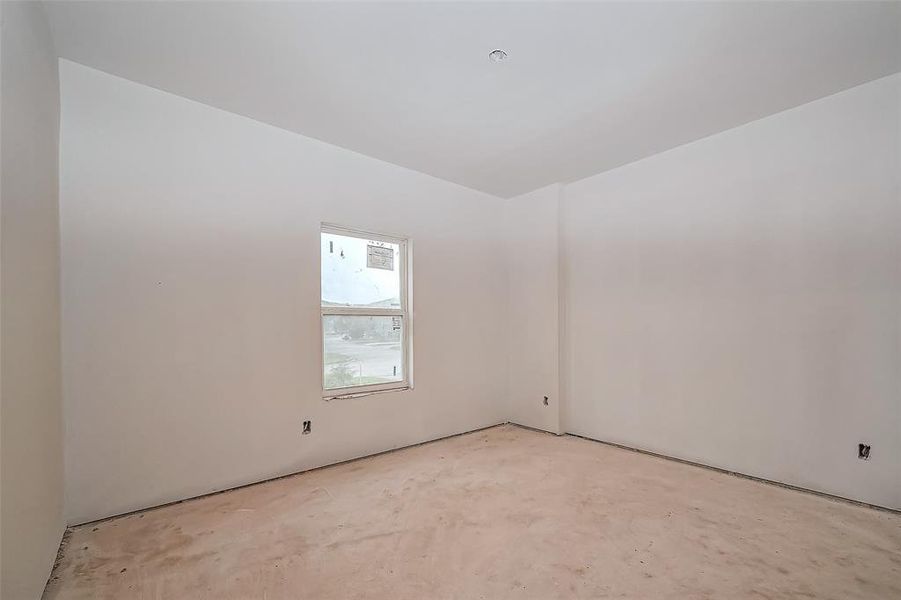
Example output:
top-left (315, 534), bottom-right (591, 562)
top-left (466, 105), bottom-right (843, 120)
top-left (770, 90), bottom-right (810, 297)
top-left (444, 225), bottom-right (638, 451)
top-left (320, 223), bottom-right (412, 399)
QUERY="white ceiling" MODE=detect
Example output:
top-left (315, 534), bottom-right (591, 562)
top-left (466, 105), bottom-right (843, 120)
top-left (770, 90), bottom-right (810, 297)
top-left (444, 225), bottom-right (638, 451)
top-left (44, 1), bottom-right (900, 198)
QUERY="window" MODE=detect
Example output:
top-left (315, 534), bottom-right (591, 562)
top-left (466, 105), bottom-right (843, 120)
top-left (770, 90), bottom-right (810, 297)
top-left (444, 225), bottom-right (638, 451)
top-left (320, 224), bottom-right (411, 398)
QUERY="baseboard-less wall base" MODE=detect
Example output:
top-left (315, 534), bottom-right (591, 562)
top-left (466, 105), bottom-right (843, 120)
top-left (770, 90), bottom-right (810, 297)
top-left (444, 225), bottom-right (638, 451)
top-left (45, 422), bottom-right (509, 596)
top-left (507, 421), bottom-right (563, 436)
top-left (72, 421), bottom-right (510, 529)
top-left (565, 431), bottom-right (899, 515)
top-left (73, 421), bottom-right (897, 531)
top-left (44, 420), bottom-right (897, 596)
top-left (54, 418), bottom-right (896, 592)
top-left (46, 527), bottom-right (71, 593)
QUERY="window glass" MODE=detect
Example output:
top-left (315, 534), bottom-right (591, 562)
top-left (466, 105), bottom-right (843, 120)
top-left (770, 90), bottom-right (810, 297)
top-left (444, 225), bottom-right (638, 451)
top-left (321, 233), bottom-right (401, 308)
top-left (323, 315), bottom-right (404, 390)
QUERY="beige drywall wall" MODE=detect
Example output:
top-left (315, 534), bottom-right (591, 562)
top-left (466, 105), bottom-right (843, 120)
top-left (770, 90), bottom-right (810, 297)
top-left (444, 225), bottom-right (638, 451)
top-left (59, 61), bottom-right (509, 524)
top-left (561, 74), bottom-right (901, 509)
top-left (504, 185), bottom-right (561, 434)
top-left (0, 2), bottom-right (65, 598)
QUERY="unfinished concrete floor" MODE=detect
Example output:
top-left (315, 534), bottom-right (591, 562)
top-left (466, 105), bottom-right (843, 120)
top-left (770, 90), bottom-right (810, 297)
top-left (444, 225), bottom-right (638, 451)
top-left (44, 425), bottom-right (900, 599)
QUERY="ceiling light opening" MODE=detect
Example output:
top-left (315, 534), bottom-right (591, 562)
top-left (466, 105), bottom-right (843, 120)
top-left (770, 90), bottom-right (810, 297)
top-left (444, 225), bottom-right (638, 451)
top-left (488, 49), bottom-right (508, 63)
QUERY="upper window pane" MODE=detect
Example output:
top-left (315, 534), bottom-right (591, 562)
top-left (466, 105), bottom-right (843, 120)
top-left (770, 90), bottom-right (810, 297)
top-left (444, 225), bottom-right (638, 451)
top-left (321, 232), bottom-right (401, 308)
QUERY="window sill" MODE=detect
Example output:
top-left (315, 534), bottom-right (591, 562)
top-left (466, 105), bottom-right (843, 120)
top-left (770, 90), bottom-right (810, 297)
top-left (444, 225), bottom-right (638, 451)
top-left (323, 385), bottom-right (411, 401)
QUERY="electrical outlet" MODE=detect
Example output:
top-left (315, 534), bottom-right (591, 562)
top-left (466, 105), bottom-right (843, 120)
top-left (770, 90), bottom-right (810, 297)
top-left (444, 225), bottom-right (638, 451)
top-left (858, 443), bottom-right (870, 460)
top-left (302, 420), bottom-right (312, 435)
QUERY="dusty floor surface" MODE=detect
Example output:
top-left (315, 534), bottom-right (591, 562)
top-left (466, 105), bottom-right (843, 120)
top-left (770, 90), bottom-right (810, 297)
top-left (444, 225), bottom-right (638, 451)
top-left (44, 425), bottom-right (901, 599)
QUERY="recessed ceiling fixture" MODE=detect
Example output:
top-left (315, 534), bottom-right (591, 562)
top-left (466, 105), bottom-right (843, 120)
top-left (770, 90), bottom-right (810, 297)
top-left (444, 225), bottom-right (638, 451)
top-left (488, 49), bottom-right (508, 63)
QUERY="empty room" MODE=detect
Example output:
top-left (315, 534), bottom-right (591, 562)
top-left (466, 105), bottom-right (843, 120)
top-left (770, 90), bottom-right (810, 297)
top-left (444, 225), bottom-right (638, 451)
top-left (2, 1), bottom-right (900, 598)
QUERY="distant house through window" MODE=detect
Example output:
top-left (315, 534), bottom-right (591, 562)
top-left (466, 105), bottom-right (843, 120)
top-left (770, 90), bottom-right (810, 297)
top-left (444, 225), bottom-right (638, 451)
top-left (320, 224), bottom-right (411, 397)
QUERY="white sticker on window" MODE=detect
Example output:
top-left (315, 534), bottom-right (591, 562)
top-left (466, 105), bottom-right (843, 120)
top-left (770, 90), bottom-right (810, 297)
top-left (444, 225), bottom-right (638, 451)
top-left (367, 244), bottom-right (394, 270)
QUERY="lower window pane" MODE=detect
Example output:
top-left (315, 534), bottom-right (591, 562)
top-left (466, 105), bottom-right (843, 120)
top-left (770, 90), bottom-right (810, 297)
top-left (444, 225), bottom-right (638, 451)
top-left (323, 315), bottom-right (404, 390)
